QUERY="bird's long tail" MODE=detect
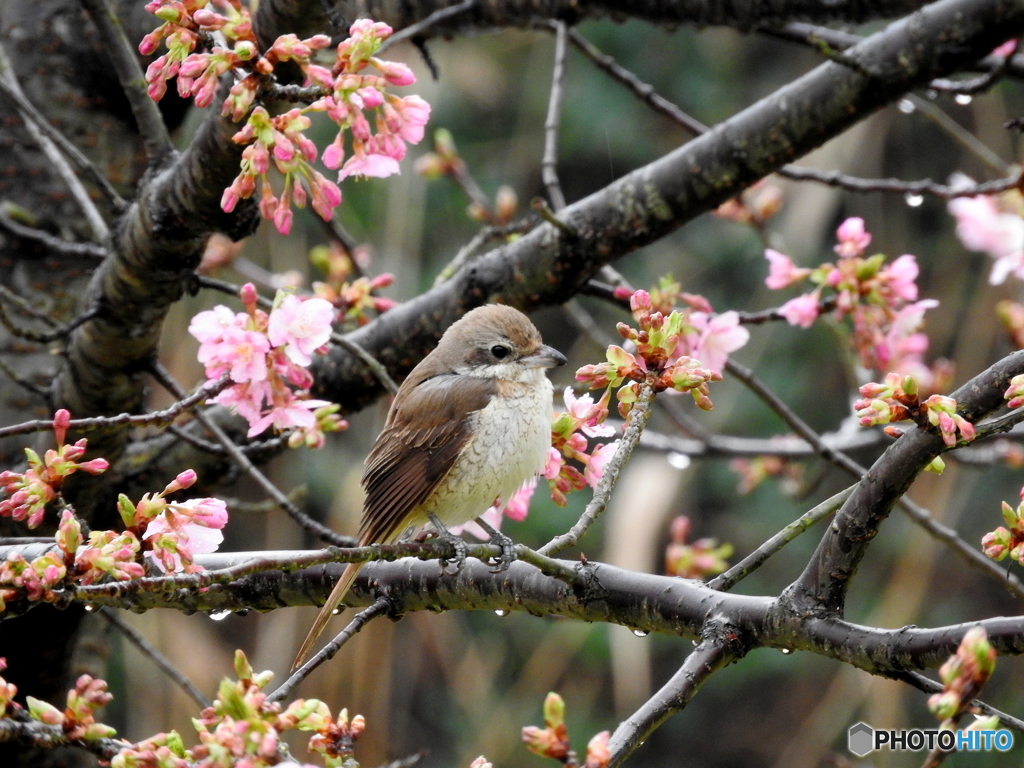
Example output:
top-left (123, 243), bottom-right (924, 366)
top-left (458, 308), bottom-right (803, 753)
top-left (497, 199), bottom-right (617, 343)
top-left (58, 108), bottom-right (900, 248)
top-left (291, 560), bottom-right (364, 671)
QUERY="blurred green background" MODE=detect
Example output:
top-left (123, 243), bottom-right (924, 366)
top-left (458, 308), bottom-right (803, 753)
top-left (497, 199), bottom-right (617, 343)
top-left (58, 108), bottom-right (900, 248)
top-left (117, 16), bottom-right (1024, 768)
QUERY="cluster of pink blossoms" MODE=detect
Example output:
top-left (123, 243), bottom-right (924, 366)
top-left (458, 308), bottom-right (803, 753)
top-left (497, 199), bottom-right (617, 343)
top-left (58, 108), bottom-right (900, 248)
top-left (113, 651), bottom-right (365, 768)
top-left (664, 516), bottom-right (732, 580)
top-left (765, 217), bottom-right (944, 387)
top-left (576, 288), bottom-right (729, 416)
top-left (947, 175), bottom-right (1024, 285)
top-left (852, 372), bottom-right (975, 466)
top-left (142, 2), bottom-right (430, 234)
top-left (522, 692), bottom-right (610, 768)
top-left (0, 411), bottom-right (233, 611)
top-left (612, 277), bottom-right (750, 375)
top-left (309, 242), bottom-right (398, 327)
top-left (0, 410), bottom-right (108, 528)
top-left (189, 283), bottom-right (346, 445)
top-left (982, 486), bottom-right (1024, 566)
top-left (927, 628), bottom-right (996, 721)
top-left (0, 665), bottom-right (116, 742)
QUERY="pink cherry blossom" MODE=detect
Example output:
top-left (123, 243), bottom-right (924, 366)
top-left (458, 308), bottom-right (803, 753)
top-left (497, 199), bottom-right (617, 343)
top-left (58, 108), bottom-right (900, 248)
top-left (947, 195), bottom-right (1024, 284)
top-left (245, 395), bottom-right (333, 438)
top-left (764, 249), bottom-right (811, 290)
top-left (562, 388), bottom-right (615, 438)
top-left (779, 292), bottom-right (821, 328)
top-left (212, 380), bottom-right (272, 425)
top-left (188, 305), bottom-right (243, 344)
top-left (584, 441), bottom-right (619, 489)
top-left (503, 477), bottom-right (537, 521)
top-left (338, 152), bottom-right (401, 180)
top-left (543, 447), bottom-right (562, 480)
top-left (834, 217), bottom-right (872, 258)
top-left (173, 497), bottom-right (229, 529)
top-left (197, 325), bottom-right (271, 382)
top-left (879, 254), bottom-right (919, 302)
top-left (993, 39), bottom-right (1018, 57)
top-left (267, 295), bottom-right (335, 366)
top-left (144, 514), bottom-right (224, 574)
top-left (687, 311), bottom-right (750, 373)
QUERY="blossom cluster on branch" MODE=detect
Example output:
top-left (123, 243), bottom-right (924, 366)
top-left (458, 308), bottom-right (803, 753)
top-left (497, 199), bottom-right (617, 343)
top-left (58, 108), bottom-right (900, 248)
top-left (142, 2), bottom-right (430, 234)
top-left (0, 412), bottom-right (235, 610)
top-left (189, 283), bottom-right (346, 444)
top-left (765, 217), bottom-right (948, 390)
top-left (521, 692), bottom-right (610, 768)
top-left (576, 287), bottom-right (736, 415)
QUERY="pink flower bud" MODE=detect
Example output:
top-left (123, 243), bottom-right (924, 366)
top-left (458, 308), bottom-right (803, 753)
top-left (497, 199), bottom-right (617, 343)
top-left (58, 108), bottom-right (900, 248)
top-left (53, 409), bottom-right (71, 446)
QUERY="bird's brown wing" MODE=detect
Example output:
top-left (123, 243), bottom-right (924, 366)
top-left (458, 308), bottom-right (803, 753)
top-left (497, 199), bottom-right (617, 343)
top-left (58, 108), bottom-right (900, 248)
top-left (359, 374), bottom-right (497, 545)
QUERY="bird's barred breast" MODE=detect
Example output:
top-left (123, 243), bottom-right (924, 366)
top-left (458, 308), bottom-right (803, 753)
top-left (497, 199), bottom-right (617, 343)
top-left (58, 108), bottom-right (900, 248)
top-left (420, 370), bottom-right (553, 528)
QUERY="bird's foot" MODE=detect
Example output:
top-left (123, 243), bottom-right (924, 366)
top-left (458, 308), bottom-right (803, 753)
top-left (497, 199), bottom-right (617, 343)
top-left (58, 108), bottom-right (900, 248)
top-left (474, 516), bottom-right (517, 573)
top-left (428, 514), bottom-right (468, 574)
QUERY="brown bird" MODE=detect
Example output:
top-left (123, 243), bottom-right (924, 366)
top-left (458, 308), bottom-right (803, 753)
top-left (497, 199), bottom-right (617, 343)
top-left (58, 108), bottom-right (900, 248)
top-left (293, 304), bottom-right (566, 669)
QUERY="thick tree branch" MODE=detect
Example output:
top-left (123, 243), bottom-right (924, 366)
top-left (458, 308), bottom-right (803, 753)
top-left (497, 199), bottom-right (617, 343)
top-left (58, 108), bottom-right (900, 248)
top-left (330, 0), bottom-right (927, 36)
top-left (790, 349), bottom-right (1024, 615)
top-left (313, 0), bottom-right (1024, 410)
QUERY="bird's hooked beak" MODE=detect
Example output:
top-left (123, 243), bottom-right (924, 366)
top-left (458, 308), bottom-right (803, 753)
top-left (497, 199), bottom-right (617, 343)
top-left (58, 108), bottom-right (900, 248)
top-left (522, 344), bottom-right (567, 369)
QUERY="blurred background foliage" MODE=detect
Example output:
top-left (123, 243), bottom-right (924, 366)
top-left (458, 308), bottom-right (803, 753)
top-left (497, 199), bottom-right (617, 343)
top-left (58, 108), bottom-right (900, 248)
top-left (132, 14), bottom-right (1024, 768)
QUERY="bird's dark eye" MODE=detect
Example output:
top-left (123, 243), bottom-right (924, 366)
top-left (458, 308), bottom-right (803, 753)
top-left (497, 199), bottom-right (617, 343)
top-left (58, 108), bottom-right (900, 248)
top-left (490, 345), bottom-right (510, 360)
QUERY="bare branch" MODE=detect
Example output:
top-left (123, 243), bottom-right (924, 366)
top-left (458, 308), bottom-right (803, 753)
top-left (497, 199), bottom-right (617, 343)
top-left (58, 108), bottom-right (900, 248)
top-left (0, 43), bottom-right (111, 241)
top-left (99, 608), bottom-right (211, 709)
top-left (539, 383), bottom-right (656, 555)
top-left (79, 0), bottom-right (174, 165)
top-left (377, 0), bottom-right (476, 53)
top-left (0, 375), bottom-right (230, 440)
top-left (541, 21), bottom-right (569, 212)
top-left (0, 207), bottom-right (109, 261)
top-left (267, 598), bottom-right (390, 702)
top-left (607, 639), bottom-right (734, 768)
top-left (709, 485), bottom-right (856, 592)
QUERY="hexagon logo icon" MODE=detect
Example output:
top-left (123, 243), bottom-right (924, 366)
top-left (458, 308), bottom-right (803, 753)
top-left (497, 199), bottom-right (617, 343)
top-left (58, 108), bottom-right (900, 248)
top-left (848, 722), bottom-right (874, 757)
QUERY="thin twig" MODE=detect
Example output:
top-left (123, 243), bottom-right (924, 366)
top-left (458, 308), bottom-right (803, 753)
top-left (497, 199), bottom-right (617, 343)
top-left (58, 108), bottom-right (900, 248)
top-left (561, 25), bottom-right (708, 136)
top-left (330, 333), bottom-right (399, 396)
top-left (149, 363), bottom-right (352, 546)
top-left (79, 0), bottom-right (174, 165)
top-left (0, 207), bottom-right (109, 260)
top-left (607, 639), bottom-right (733, 768)
top-left (931, 39), bottom-right (1021, 95)
top-left (531, 197), bottom-right (576, 237)
top-left (0, 43), bottom-right (114, 238)
top-left (433, 227), bottom-right (496, 286)
top-left (0, 73), bottom-right (125, 213)
top-left (775, 165), bottom-right (1024, 200)
top-left (708, 485), bottom-right (856, 591)
top-left (0, 375), bottom-right (230, 439)
top-left (194, 275), bottom-right (272, 309)
top-left (0, 355), bottom-right (51, 400)
top-left (267, 598), bottom-right (390, 702)
top-left (725, 359), bottom-right (1024, 601)
top-left (99, 608), bottom-right (211, 709)
top-left (542, 21), bottom-right (569, 212)
top-left (539, 383), bottom-right (656, 556)
top-left (565, 24), bottom-right (1017, 202)
top-left (167, 422), bottom-right (291, 457)
top-left (377, 0), bottom-right (476, 53)
top-left (0, 290), bottom-right (98, 343)
top-left (908, 95), bottom-right (1008, 174)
